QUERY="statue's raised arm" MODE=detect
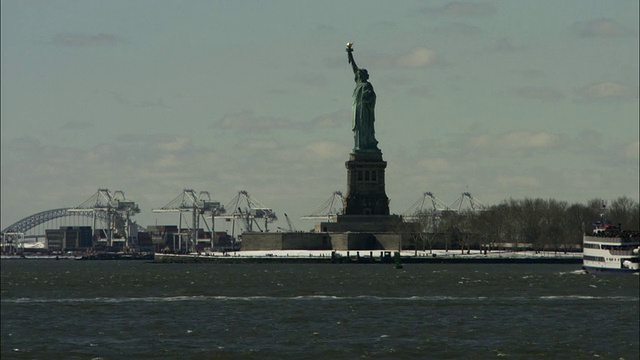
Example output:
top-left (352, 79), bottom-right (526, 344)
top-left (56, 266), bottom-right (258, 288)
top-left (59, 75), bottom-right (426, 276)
top-left (346, 42), bottom-right (358, 75)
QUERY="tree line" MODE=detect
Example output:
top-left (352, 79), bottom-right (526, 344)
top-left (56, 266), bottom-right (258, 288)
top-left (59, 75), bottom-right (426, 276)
top-left (406, 196), bottom-right (640, 253)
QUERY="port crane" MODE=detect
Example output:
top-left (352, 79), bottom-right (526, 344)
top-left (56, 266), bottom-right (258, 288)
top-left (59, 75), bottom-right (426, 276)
top-left (301, 191), bottom-right (344, 222)
top-left (68, 188), bottom-right (140, 248)
top-left (402, 192), bottom-right (451, 221)
top-left (449, 192), bottom-right (486, 212)
top-left (277, 213), bottom-right (297, 232)
top-left (152, 189), bottom-right (225, 252)
top-left (215, 191), bottom-right (277, 235)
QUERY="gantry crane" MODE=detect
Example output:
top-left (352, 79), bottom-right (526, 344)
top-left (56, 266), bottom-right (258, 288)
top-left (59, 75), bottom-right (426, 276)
top-left (402, 192), bottom-right (451, 221)
top-left (301, 191), bottom-right (344, 222)
top-left (68, 188), bottom-right (140, 248)
top-left (277, 213), bottom-right (297, 232)
top-left (449, 192), bottom-right (487, 212)
top-left (152, 189), bottom-right (225, 252)
top-left (215, 191), bottom-right (277, 235)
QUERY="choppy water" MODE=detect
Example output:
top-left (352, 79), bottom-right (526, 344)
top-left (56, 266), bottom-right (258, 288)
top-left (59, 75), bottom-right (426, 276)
top-left (1, 261), bottom-right (638, 359)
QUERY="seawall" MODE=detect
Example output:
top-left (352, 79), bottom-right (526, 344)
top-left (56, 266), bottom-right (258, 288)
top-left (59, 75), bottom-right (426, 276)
top-left (154, 250), bottom-right (582, 264)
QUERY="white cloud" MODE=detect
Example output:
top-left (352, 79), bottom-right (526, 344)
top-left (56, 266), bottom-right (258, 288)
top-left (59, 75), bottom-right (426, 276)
top-left (622, 140), bottom-right (639, 159)
top-left (362, 47), bottom-right (442, 69)
top-left (304, 141), bottom-right (345, 160)
top-left (424, 2), bottom-right (497, 17)
top-left (241, 140), bottom-right (279, 152)
top-left (469, 131), bottom-right (558, 152)
top-left (576, 82), bottom-right (639, 101)
top-left (502, 131), bottom-right (558, 148)
top-left (155, 137), bottom-right (191, 152)
top-left (154, 154), bottom-right (182, 168)
top-left (309, 110), bottom-right (349, 129)
top-left (395, 47), bottom-right (438, 68)
top-left (1, 133), bottom-right (350, 227)
top-left (572, 19), bottom-right (634, 38)
top-left (491, 37), bottom-right (519, 52)
top-left (496, 176), bottom-right (541, 188)
top-left (416, 157), bottom-right (451, 172)
top-left (429, 22), bottom-right (484, 37)
top-left (60, 120), bottom-right (95, 131)
top-left (109, 91), bottom-right (168, 108)
top-left (513, 86), bottom-right (564, 102)
top-left (215, 110), bottom-right (298, 132)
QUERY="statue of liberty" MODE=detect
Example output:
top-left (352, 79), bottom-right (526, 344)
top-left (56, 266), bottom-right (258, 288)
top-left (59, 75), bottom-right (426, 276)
top-left (346, 42), bottom-right (380, 153)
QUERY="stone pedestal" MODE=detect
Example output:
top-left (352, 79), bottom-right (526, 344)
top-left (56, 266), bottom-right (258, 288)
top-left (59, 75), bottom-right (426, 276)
top-left (317, 214), bottom-right (402, 233)
top-left (344, 152), bottom-right (390, 215)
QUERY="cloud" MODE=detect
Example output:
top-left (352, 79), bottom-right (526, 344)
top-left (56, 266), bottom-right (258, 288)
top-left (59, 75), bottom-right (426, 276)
top-left (393, 127), bottom-right (637, 206)
top-left (363, 47), bottom-right (442, 69)
top-left (430, 22), bottom-right (484, 37)
top-left (155, 137), bottom-right (192, 152)
top-left (215, 109), bottom-right (350, 135)
top-left (309, 110), bottom-right (349, 129)
top-left (109, 92), bottom-right (169, 108)
top-left (288, 72), bottom-right (328, 88)
top-left (239, 139), bottom-right (279, 152)
top-left (572, 19), bottom-right (634, 38)
top-left (0, 130), bottom-right (357, 228)
top-left (416, 157), bottom-right (451, 172)
top-left (496, 175), bottom-right (541, 188)
top-left (153, 153), bottom-right (182, 168)
top-left (215, 110), bottom-right (299, 132)
top-left (407, 86), bottom-right (431, 98)
top-left (575, 81), bottom-right (639, 101)
top-left (563, 130), bottom-right (639, 167)
top-left (395, 47), bottom-right (439, 68)
top-left (3, 125), bottom-right (638, 230)
top-left (513, 86), bottom-right (565, 102)
top-left (328, 46), bottom-right (442, 70)
top-left (468, 131), bottom-right (559, 153)
top-left (621, 140), bottom-right (639, 159)
top-left (423, 2), bottom-right (497, 17)
top-left (490, 37), bottom-right (519, 52)
top-left (304, 141), bottom-right (345, 160)
top-left (52, 33), bottom-right (125, 47)
top-left (454, 129), bottom-right (637, 172)
top-left (502, 131), bottom-right (558, 148)
top-left (512, 69), bottom-right (546, 79)
top-left (59, 120), bottom-right (95, 131)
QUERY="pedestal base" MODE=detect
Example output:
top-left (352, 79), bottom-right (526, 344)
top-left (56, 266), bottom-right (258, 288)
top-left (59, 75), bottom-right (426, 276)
top-left (344, 152), bottom-right (390, 215)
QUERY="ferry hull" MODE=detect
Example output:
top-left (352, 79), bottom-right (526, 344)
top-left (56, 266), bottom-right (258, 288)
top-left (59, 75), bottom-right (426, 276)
top-left (582, 265), bottom-right (639, 275)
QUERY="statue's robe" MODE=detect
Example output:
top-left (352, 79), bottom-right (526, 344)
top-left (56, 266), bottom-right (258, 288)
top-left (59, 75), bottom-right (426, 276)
top-left (352, 81), bottom-right (379, 152)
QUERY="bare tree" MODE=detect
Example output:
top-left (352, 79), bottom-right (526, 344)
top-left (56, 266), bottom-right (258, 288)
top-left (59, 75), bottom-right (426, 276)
top-left (414, 209), bottom-right (441, 253)
top-left (515, 198), bottom-right (545, 251)
top-left (402, 196), bottom-right (636, 252)
top-left (540, 199), bottom-right (569, 253)
top-left (566, 203), bottom-right (593, 244)
top-left (608, 196), bottom-right (639, 230)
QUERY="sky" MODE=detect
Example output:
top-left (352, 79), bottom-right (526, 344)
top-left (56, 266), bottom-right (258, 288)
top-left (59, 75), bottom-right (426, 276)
top-left (1, 0), bottom-right (638, 233)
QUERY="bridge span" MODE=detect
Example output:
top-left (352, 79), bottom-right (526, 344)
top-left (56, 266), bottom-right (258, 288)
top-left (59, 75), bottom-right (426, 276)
top-left (1, 208), bottom-right (146, 240)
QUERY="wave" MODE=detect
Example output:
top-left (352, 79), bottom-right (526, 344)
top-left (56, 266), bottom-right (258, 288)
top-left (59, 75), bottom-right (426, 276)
top-left (2, 294), bottom-right (637, 304)
top-left (538, 295), bottom-right (636, 301)
top-left (558, 270), bottom-right (588, 275)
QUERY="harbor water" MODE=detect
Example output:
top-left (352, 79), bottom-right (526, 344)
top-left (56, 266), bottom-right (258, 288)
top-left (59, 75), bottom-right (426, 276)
top-left (1, 260), bottom-right (638, 359)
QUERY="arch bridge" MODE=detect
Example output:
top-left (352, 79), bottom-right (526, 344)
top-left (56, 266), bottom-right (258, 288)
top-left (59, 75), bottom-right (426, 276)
top-left (1, 208), bottom-right (146, 241)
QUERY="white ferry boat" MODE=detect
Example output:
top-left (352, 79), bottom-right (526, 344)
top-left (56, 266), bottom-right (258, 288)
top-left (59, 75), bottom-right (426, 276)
top-left (582, 223), bottom-right (640, 274)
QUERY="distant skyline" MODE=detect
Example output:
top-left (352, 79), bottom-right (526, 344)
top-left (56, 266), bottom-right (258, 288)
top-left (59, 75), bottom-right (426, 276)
top-left (1, 0), bottom-right (638, 231)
